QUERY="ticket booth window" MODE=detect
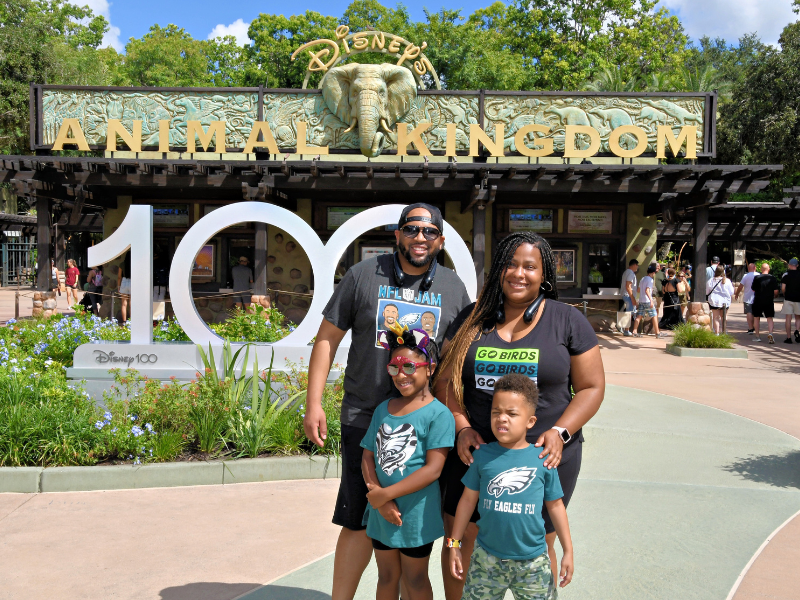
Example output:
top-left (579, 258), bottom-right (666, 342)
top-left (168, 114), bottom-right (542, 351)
top-left (588, 244), bottom-right (618, 292)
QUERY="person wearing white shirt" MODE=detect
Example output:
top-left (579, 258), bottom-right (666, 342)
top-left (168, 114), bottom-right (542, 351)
top-left (706, 265), bottom-right (735, 334)
top-left (735, 262), bottom-right (757, 334)
top-left (632, 264), bottom-right (664, 338)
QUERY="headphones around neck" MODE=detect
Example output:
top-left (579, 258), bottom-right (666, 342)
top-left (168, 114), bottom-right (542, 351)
top-left (492, 281), bottom-right (553, 327)
top-left (393, 252), bottom-right (437, 292)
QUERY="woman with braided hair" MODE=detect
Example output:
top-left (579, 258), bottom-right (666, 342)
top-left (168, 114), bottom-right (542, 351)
top-left (433, 232), bottom-right (605, 600)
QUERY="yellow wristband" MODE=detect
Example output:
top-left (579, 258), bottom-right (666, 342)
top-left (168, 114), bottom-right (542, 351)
top-left (446, 538), bottom-right (462, 548)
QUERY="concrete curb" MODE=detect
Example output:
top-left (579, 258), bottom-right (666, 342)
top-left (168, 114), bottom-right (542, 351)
top-left (0, 455), bottom-right (341, 494)
top-left (665, 344), bottom-right (748, 359)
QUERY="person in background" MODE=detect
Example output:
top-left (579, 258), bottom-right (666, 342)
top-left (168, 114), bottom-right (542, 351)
top-left (618, 259), bottom-right (639, 337)
top-left (706, 265), bottom-right (734, 334)
top-left (659, 268), bottom-right (684, 329)
top-left (706, 256), bottom-right (720, 283)
top-left (231, 256), bottom-right (254, 310)
top-left (588, 263), bottom-right (603, 294)
top-left (50, 260), bottom-right (60, 294)
top-left (64, 259), bottom-right (81, 307)
top-left (780, 258), bottom-right (800, 344)
top-left (632, 264), bottom-right (664, 338)
top-left (87, 264), bottom-right (103, 316)
top-left (676, 269), bottom-right (691, 319)
top-left (118, 254), bottom-right (131, 325)
top-left (751, 262), bottom-right (779, 344)
top-left (735, 263), bottom-right (757, 334)
top-left (653, 262), bottom-right (666, 316)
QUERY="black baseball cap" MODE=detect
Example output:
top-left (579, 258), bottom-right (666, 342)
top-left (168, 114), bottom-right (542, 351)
top-left (647, 264), bottom-right (657, 273)
top-left (399, 203), bottom-right (443, 232)
top-left (712, 256), bottom-right (720, 263)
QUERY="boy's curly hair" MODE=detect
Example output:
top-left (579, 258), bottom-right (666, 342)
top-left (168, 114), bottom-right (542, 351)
top-left (493, 373), bottom-right (538, 410)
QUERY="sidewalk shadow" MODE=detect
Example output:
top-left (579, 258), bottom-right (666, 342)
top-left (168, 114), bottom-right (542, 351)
top-left (722, 450), bottom-right (800, 490)
top-left (159, 582), bottom-right (261, 600)
top-left (232, 585), bottom-right (331, 600)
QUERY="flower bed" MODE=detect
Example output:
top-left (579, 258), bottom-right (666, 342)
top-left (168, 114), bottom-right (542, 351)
top-left (0, 309), bottom-right (341, 467)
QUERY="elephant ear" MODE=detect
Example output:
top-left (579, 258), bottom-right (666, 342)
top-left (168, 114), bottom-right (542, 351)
top-left (322, 63), bottom-right (360, 126)
top-left (381, 65), bottom-right (417, 126)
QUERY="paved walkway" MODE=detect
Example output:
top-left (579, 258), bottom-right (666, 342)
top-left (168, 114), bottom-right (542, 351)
top-left (0, 286), bottom-right (81, 323)
top-left (1, 303), bottom-right (798, 600)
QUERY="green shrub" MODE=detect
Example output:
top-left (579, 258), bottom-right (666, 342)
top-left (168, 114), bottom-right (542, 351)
top-left (672, 323), bottom-right (736, 349)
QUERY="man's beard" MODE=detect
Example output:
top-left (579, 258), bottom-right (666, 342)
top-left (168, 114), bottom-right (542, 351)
top-left (399, 239), bottom-right (439, 268)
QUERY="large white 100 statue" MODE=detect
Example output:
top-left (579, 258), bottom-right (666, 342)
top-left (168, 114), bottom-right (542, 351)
top-left (88, 203), bottom-right (477, 353)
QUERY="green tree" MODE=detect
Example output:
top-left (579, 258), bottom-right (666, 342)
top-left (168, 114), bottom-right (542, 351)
top-left (245, 11), bottom-right (339, 88)
top-left (124, 24), bottom-right (212, 87)
top-left (583, 65), bottom-right (640, 91)
top-left (206, 35), bottom-right (247, 87)
top-left (0, 0), bottom-right (110, 154)
top-left (505, 0), bottom-right (687, 90)
top-left (717, 21), bottom-right (800, 198)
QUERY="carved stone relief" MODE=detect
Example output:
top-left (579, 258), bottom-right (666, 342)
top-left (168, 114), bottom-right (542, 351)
top-left (483, 95), bottom-right (706, 154)
top-left (41, 90), bottom-right (259, 148)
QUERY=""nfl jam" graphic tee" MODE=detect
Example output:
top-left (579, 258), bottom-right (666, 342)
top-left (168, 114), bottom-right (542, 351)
top-left (462, 442), bottom-right (563, 560)
top-left (445, 300), bottom-right (598, 460)
top-left (361, 398), bottom-right (455, 548)
top-left (323, 253), bottom-right (471, 429)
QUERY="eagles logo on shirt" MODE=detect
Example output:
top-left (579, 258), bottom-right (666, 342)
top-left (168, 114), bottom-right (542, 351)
top-left (486, 467), bottom-right (538, 498)
top-left (376, 423), bottom-right (417, 475)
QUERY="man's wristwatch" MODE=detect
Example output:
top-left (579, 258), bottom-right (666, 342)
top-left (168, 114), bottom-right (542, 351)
top-left (551, 426), bottom-right (571, 444)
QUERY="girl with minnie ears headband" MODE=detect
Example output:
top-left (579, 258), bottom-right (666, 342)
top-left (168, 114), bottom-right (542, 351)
top-left (359, 322), bottom-right (455, 600)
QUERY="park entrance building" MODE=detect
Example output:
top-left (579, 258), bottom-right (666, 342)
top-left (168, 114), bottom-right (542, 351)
top-left (0, 27), bottom-right (784, 329)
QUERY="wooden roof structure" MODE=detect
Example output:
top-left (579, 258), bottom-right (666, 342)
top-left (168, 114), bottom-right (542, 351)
top-left (0, 156), bottom-right (782, 216)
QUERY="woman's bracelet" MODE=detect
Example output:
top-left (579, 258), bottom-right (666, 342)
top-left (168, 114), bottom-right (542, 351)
top-left (456, 426), bottom-right (473, 440)
top-left (445, 538), bottom-right (462, 548)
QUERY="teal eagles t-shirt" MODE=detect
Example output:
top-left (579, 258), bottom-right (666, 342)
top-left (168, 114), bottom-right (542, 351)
top-left (462, 442), bottom-right (563, 560)
top-left (361, 398), bottom-right (455, 548)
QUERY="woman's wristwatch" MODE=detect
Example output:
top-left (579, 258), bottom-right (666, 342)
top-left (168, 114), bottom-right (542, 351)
top-left (551, 426), bottom-right (571, 444)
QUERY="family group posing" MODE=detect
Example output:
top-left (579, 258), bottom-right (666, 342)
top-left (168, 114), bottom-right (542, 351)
top-left (304, 204), bottom-right (606, 600)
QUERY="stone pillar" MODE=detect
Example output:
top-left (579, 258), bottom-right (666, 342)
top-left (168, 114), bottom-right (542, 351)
top-left (254, 222), bottom-right (267, 296)
top-left (472, 205), bottom-right (486, 290)
top-left (692, 206), bottom-right (709, 303)
top-left (36, 197), bottom-right (52, 290)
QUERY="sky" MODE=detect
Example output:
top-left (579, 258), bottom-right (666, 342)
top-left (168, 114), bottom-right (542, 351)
top-left (80, 0), bottom-right (798, 53)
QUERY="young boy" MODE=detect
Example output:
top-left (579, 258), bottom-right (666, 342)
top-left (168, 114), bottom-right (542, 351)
top-left (448, 373), bottom-right (573, 600)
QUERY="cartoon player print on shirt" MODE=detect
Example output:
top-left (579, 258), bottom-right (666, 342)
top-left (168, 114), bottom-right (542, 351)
top-left (375, 298), bottom-right (442, 348)
top-left (382, 304), bottom-right (399, 329)
top-left (486, 467), bottom-right (538, 498)
top-left (420, 311), bottom-right (436, 336)
top-left (376, 422), bottom-right (418, 476)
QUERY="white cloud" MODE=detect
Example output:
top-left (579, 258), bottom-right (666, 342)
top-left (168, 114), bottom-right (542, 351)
top-left (659, 0), bottom-right (797, 46)
top-left (71, 0), bottom-right (123, 51)
top-left (208, 19), bottom-right (251, 46)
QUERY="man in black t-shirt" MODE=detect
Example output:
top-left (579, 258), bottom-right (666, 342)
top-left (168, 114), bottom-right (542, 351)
top-left (780, 258), bottom-right (800, 343)
top-left (751, 262), bottom-right (779, 343)
top-left (303, 203), bottom-right (471, 600)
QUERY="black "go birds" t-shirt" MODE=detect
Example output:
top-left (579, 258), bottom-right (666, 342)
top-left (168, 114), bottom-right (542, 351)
top-left (445, 300), bottom-right (598, 461)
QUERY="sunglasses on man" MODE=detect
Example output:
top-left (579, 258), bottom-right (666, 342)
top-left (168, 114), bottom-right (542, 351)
top-left (401, 224), bottom-right (441, 241)
top-left (386, 357), bottom-right (430, 376)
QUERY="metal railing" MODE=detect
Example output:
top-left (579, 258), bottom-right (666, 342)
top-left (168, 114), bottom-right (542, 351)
top-left (1, 242), bottom-right (36, 287)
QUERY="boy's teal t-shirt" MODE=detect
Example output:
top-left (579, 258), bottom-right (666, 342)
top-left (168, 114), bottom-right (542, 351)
top-left (361, 398), bottom-right (455, 548)
top-left (462, 442), bottom-right (563, 560)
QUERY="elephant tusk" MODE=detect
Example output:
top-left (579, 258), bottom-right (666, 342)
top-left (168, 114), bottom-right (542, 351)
top-left (343, 117), bottom-right (358, 133)
top-left (380, 119), bottom-right (394, 135)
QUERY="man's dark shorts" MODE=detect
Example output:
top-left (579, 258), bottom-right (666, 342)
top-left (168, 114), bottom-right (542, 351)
top-left (743, 302), bottom-right (753, 315)
top-left (753, 301), bottom-right (775, 319)
top-left (332, 424), bottom-right (369, 530)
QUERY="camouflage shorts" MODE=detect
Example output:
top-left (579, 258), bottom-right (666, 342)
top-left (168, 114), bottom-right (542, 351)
top-left (462, 545), bottom-right (556, 600)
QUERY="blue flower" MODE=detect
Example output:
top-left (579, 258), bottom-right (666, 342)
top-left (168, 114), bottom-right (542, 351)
top-left (103, 411), bottom-right (112, 421)
top-left (131, 426), bottom-right (144, 437)
top-left (95, 421), bottom-right (104, 429)
top-left (7, 318), bottom-right (16, 324)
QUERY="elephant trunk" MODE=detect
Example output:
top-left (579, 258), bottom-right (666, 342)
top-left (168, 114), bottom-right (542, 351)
top-left (357, 89), bottom-right (383, 158)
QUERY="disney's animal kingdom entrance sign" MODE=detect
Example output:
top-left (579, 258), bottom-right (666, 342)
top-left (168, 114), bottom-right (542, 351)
top-left (34, 28), bottom-right (716, 160)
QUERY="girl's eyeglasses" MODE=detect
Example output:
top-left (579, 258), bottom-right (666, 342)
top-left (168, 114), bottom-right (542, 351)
top-left (387, 358), bottom-right (430, 376)
top-left (401, 225), bottom-right (441, 241)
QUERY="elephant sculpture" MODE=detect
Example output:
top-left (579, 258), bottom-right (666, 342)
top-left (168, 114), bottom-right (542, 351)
top-left (321, 63), bottom-right (417, 157)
